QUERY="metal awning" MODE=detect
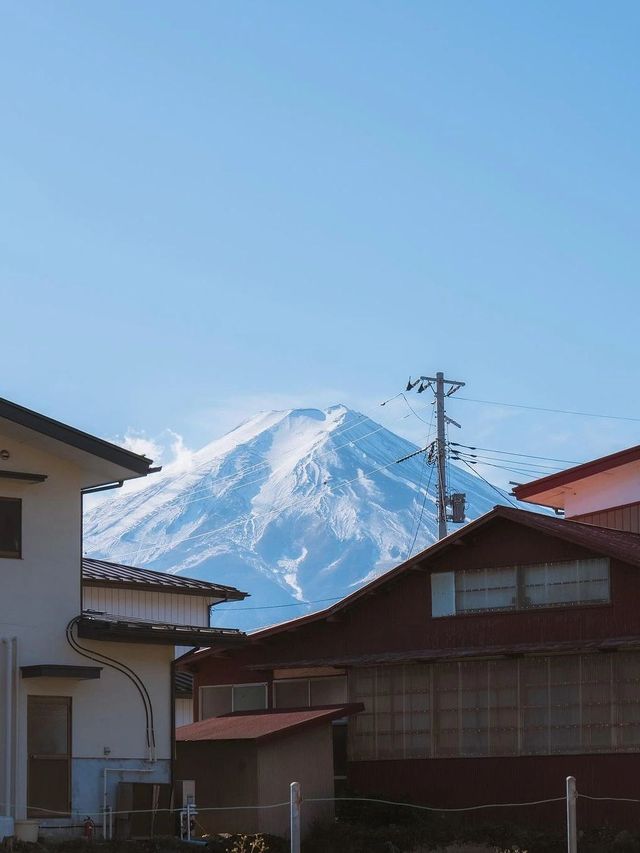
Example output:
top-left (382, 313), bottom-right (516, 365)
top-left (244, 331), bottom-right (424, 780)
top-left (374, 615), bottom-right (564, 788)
top-left (21, 665), bottom-right (102, 679)
top-left (77, 612), bottom-right (247, 647)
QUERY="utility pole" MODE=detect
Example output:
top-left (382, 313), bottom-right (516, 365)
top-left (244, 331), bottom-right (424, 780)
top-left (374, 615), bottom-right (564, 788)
top-left (406, 371), bottom-right (465, 539)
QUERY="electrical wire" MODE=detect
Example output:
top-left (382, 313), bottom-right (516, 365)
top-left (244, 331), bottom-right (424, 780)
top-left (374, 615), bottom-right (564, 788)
top-left (406, 459), bottom-right (436, 559)
top-left (450, 442), bottom-right (580, 466)
top-left (94, 448), bottom-right (434, 562)
top-left (450, 451), bottom-right (564, 473)
top-left (454, 396), bottom-right (640, 424)
top-left (455, 457), bottom-right (519, 509)
top-left (66, 617), bottom-right (156, 752)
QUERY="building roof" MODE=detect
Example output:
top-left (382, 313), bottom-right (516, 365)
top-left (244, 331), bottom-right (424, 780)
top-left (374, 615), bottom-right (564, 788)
top-left (179, 505), bottom-right (640, 664)
top-left (0, 396), bottom-right (155, 477)
top-left (513, 444), bottom-right (640, 508)
top-left (246, 635), bottom-right (640, 670)
top-left (77, 611), bottom-right (247, 647)
top-left (176, 705), bottom-right (363, 744)
top-left (82, 557), bottom-right (248, 600)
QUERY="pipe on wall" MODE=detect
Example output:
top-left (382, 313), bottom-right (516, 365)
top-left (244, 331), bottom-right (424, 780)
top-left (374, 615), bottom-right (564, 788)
top-left (1, 637), bottom-right (17, 818)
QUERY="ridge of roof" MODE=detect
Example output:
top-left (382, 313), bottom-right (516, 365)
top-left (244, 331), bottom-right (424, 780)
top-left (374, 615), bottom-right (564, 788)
top-left (513, 444), bottom-right (640, 503)
top-left (178, 506), bottom-right (640, 664)
top-left (82, 556), bottom-right (248, 599)
top-left (0, 396), bottom-right (154, 475)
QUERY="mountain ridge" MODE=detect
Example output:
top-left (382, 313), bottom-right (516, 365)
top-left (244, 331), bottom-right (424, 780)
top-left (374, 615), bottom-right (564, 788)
top-left (84, 405), bottom-right (532, 630)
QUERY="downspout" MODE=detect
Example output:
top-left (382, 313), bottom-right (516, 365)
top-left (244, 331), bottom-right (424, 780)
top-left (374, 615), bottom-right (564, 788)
top-left (12, 637), bottom-right (18, 819)
top-left (2, 638), bottom-right (15, 817)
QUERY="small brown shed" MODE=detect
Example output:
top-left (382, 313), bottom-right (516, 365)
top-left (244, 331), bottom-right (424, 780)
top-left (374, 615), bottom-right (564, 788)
top-left (175, 705), bottom-right (362, 839)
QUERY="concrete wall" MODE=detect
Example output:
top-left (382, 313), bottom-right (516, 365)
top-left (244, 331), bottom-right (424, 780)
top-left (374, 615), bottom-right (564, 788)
top-left (0, 428), bottom-right (172, 827)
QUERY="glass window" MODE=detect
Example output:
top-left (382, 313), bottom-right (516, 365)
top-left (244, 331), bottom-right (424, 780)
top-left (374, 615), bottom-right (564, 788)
top-left (0, 498), bottom-right (21, 559)
top-left (274, 680), bottom-right (310, 708)
top-left (232, 684), bottom-right (267, 712)
top-left (200, 685), bottom-right (232, 719)
top-left (455, 567), bottom-right (517, 613)
top-left (349, 653), bottom-right (640, 762)
top-left (432, 559), bottom-right (610, 617)
top-left (523, 559), bottom-right (609, 608)
top-left (200, 683), bottom-right (267, 718)
top-left (310, 676), bottom-right (347, 706)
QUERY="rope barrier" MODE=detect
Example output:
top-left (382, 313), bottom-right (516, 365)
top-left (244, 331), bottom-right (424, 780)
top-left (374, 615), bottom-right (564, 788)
top-left (3, 790), bottom-right (640, 822)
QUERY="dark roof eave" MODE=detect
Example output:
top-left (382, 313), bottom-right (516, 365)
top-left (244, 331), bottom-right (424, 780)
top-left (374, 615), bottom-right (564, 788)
top-left (0, 396), bottom-right (154, 476)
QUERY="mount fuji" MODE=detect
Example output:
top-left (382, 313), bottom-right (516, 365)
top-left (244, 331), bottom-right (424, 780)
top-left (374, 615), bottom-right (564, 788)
top-left (83, 405), bottom-right (533, 630)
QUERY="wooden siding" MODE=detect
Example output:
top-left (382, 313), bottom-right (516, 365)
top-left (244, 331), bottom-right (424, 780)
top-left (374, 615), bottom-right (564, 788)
top-left (83, 586), bottom-right (211, 626)
top-left (572, 501), bottom-right (640, 533)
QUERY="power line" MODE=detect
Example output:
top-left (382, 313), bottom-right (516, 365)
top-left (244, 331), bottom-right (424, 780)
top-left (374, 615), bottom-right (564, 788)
top-left (222, 595), bottom-right (344, 612)
top-left (451, 450), bottom-right (563, 473)
top-left (90, 420), bottom-right (397, 538)
top-left (93, 447), bottom-right (434, 562)
top-left (450, 442), bottom-right (580, 466)
top-left (456, 456), bottom-right (519, 509)
top-left (455, 396), bottom-right (640, 424)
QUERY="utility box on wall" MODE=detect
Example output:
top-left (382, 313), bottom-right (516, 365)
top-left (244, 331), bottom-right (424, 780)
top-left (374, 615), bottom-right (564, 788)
top-left (116, 783), bottom-right (173, 839)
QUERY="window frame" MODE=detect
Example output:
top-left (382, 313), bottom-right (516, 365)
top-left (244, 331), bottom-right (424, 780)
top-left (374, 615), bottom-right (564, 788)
top-left (273, 675), bottom-right (348, 709)
top-left (199, 682), bottom-right (268, 719)
top-left (431, 558), bottom-right (611, 619)
top-left (0, 497), bottom-right (22, 559)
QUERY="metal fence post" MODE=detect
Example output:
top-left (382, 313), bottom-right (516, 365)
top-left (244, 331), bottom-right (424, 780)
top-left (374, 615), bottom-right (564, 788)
top-left (290, 782), bottom-right (301, 853)
top-left (566, 776), bottom-right (577, 853)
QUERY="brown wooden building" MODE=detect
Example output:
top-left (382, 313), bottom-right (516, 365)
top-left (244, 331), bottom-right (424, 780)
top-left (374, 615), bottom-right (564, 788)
top-left (179, 505), bottom-right (640, 825)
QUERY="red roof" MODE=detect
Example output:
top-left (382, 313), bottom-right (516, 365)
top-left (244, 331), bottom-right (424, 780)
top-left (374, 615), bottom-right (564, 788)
top-left (176, 704), bottom-right (363, 744)
top-left (513, 444), bottom-right (640, 506)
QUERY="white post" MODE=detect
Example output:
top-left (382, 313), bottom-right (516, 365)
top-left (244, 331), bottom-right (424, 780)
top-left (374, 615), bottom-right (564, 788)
top-left (186, 802), bottom-right (192, 841)
top-left (290, 782), bottom-right (301, 853)
top-left (566, 776), bottom-right (577, 853)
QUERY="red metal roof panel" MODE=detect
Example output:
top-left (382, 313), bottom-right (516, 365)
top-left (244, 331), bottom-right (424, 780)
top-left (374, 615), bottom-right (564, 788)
top-left (176, 704), bottom-right (363, 743)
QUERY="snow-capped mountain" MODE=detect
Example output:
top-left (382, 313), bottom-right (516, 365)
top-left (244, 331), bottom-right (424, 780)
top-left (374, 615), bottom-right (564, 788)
top-left (84, 405), bottom-right (529, 630)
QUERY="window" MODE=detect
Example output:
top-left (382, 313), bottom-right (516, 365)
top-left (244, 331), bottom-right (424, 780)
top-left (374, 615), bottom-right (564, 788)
top-left (200, 683), bottom-right (267, 719)
top-left (273, 676), bottom-right (347, 709)
top-left (0, 498), bottom-right (21, 558)
top-left (348, 653), bottom-right (640, 762)
top-left (431, 558), bottom-right (610, 617)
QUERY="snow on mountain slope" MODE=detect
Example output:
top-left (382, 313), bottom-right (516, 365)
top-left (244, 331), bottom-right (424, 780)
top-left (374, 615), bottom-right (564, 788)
top-left (83, 405), bottom-right (535, 630)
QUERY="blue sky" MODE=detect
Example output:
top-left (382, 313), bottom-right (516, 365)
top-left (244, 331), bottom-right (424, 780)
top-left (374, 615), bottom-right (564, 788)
top-left (2, 1), bottom-right (640, 487)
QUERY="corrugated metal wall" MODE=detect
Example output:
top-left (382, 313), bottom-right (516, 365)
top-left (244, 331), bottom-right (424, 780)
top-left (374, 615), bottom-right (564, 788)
top-left (83, 587), bottom-right (211, 626)
top-left (572, 501), bottom-right (640, 533)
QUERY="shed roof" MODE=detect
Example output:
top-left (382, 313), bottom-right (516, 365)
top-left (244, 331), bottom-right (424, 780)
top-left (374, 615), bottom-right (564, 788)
top-left (176, 705), bottom-right (363, 744)
top-left (82, 557), bottom-right (247, 600)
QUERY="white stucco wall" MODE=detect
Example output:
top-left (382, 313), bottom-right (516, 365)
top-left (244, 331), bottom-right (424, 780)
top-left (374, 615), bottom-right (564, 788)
top-left (0, 429), bottom-right (171, 828)
top-left (564, 460), bottom-right (640, 516)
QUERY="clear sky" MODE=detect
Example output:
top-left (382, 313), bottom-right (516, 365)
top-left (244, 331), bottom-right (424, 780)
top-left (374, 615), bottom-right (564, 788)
top-left (2, 2), bottom-right (640, 488)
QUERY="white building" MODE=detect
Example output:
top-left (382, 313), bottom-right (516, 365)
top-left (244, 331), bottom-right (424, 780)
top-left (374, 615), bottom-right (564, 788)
top-left (0, 396), bottom-right (246, 838)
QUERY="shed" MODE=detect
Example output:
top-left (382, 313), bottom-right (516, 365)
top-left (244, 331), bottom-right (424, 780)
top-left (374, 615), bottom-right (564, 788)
top-left (175, 705), bottom-right (362, 839)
